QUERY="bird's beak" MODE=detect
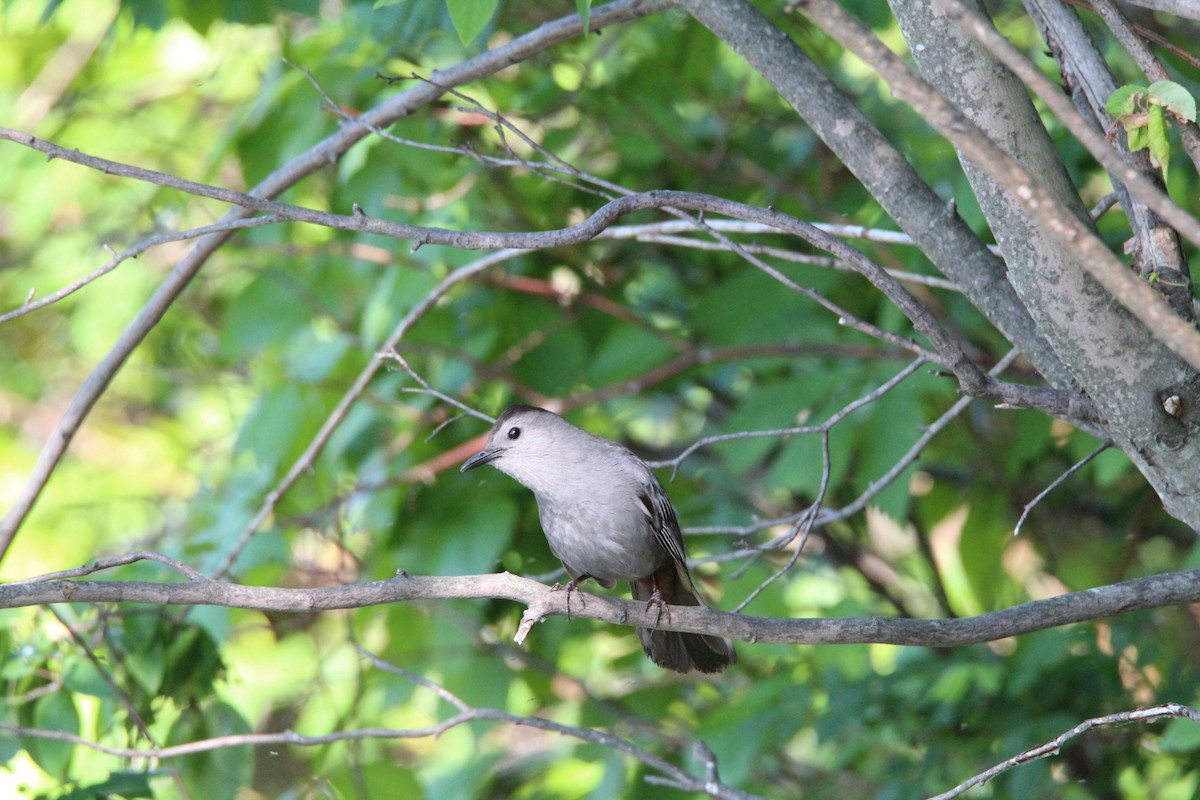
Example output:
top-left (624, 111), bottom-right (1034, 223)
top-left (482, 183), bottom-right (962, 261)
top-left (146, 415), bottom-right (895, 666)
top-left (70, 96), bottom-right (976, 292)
top-left (460, 448), bottom-right (502, 472)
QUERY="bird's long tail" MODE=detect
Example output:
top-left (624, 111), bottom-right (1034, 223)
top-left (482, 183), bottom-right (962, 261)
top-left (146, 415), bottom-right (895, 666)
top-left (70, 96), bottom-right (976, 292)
top-left (630, 563), bottom-right (737, 674)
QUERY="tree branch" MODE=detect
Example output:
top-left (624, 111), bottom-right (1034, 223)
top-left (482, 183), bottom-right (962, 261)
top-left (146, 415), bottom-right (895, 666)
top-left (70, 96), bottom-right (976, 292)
top-left (925, 703), bottom-right (1200, 800)
top-left (3, 562), bottom-right (1198, 648)
top-left (677, 0), bottom-right (1073, 387)
top-left (791, 0), bottom-right (1200, 371)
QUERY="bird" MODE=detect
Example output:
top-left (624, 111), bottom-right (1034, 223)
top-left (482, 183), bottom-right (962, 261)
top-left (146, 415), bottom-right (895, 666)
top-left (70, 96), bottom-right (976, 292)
top-left (460, 404), bottom-right (737, 674)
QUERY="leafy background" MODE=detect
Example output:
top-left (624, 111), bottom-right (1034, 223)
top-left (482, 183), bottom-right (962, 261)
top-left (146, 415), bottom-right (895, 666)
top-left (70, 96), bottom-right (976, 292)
top-left (2, 0), bottom-right (1199, 798)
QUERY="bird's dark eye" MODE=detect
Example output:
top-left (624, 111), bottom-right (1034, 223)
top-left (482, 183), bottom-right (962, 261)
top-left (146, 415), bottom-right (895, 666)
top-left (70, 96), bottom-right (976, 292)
top-left (507, 426), bottom-right (521, 440)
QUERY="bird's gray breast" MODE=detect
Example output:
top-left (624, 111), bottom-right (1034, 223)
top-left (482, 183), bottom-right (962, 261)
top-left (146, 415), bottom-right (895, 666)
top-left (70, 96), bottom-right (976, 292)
top-left (533, 488), bottom-right (666, 584)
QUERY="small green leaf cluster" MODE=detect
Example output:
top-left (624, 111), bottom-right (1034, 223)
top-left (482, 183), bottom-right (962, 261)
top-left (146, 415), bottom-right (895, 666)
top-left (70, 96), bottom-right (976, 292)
top-left (1106, 81), bottom-right (1197, 180)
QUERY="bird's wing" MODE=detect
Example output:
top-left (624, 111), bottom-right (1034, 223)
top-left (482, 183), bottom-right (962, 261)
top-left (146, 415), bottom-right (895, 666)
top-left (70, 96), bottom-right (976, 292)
top-left (635, 482), bottom-right (689, 568)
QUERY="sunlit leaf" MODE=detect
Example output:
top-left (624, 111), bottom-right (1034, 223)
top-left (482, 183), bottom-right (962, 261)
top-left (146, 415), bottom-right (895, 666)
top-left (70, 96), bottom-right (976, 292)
top-left (1147, 103), bottom-right (1170, 180)
top-left (1147, 79), bottom-right (1197, 122)
top-left (447, 0), bottom-right (499, 46)
top-left (576, 0), bottom-right (592, 35)
top-left (1105, 84), bottom-right (1144, 117)
top-left (24, 693), bottom-right (79, 779)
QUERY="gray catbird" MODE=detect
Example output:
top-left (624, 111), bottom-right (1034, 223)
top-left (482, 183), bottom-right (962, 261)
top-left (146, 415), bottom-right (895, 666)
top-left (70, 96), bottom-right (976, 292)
top-left (460, 404), bottom-right (737, 674)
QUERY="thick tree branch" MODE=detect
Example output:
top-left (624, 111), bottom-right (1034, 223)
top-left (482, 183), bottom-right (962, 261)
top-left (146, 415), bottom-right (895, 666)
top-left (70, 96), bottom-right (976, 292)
top-left (792, 0), bottom-right (1200, 530)
top-left (3, 563), bottom-right (1197, 648)
top-left (792, 0), bottom-right (1200, 372)
top-left (1027, 0), bottom-right (1193, 319)
top-left (935, 0), bottom-right (1200, 248)
top-left (677, 0), bottom-right (1073, 388)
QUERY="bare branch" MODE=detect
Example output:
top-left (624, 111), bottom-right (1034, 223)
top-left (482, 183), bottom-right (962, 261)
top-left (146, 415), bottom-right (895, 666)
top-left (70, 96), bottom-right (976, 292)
top-left (0, 215), bottom-right (284, 325)
top-left (930, 0), bottom-right (1200, 248)
top-left (732, 430), bottom-right (829, 612)
top-left (1013, 441), bottom-right (1113, 536)
top-left (3, 565), bottom-right (1198, 648)
top-left (648, 355), bottom-right (930, 474)
top-left (379, 347), bottom-right (496, 424)
top-left (688, 350), bottom-right (1025, 548)
top-left (926, 703), bottom-right (1200, 800)
top-left (0, 128), bottom-right (998, 388)
top-left (10, 551), bottom-right (212, 585)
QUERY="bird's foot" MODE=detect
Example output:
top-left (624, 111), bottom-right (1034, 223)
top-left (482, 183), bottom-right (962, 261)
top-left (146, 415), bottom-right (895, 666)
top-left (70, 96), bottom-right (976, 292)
top-left (644, 586), bottom-right (672, 633)
top-left (552, 574), bottom-right (591, 620)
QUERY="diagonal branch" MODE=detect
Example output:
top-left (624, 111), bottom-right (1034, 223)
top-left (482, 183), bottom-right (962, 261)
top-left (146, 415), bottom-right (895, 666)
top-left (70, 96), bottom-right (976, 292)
top-left (926, 703), bottom-right (1200, 800)
top-left (790, 0), bottom-right (1200, 370)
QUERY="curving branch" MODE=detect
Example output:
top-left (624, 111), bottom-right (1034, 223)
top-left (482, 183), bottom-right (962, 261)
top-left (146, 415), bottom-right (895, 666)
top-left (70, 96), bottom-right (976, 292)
top-left (3, 557), bottom-right (1198, 648)
top-left (925, 703), bottom-right (1200, 800)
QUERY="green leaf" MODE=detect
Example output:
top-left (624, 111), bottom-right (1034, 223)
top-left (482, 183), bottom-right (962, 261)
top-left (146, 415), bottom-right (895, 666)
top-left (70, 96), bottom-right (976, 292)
top-left (575, 0), bottom-right (592, 34)
top-left (57, 771), bottom-right (159, 800)
top-left (447, 0), bottom-right (499, 46)
top-left (960, 490), bottom-right (1012, 611)
top-left (62, 657), bottom-right (119, 699)
top-left (234, 385), bottom-right (322, 474)
top-left (1161, 716), bottom-right (1200, 752)
top-left (1105, 84), bottom-right (1144, 117)
top-left (1147, 103), bottom-right (1170, 180)
top-left (857, 381), bottom-right (925, 522)
top-left (170, 702), bottom-right (253, 798)
top-left (586, 325), bottom-right (675, 386)
top-left (218, 272), bottom-right (312, 362)
top-left (1147, 79), bottom-right (1197, 122)
top-left (1090, 446), bottom-right (1131, 487)
top-left (1128, 123), bottom-right (1150, 152)
top-left (24, 692), bottom-right (79, 779)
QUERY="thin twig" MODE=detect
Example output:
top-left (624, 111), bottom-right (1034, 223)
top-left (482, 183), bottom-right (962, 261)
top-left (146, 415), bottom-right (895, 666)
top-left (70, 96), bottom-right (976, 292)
top-left (209, 249), bottom-right (523, 579)
top-left (925, 703), bottom-right (1200, 800)
top-left (9, 551), bottom-right (211, 585)
top-left (1013, 441), bottom-right (1113, 536)
top-left (0, 215), bottom-right (284, 325)
top-left (649, 356), bottom-right (928, 474)
top-left (378, 347), bottom-right (495, 424)
top-left (733, 431), bottom-right (831, 612)
top-left (689, 350), bottom-right (1022, 552)
top-left (47, 607), bottom-right (192, 798)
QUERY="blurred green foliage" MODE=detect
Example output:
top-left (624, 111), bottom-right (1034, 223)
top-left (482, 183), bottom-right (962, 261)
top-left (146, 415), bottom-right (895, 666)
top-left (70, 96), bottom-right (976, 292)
top-left (2, 0), bottom-right (1199, 798)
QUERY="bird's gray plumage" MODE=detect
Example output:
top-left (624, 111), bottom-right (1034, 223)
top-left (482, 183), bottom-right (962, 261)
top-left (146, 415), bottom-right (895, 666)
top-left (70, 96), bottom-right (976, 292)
top-left (461, 404), bottom-right (736, 674)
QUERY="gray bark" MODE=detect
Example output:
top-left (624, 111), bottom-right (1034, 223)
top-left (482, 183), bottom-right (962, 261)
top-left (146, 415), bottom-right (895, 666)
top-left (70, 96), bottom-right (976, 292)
top-left (680, 0), bottom-right (1200, 530)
